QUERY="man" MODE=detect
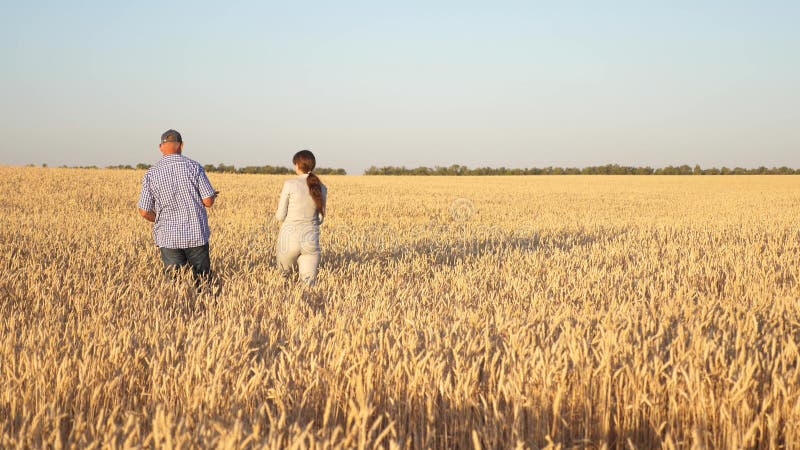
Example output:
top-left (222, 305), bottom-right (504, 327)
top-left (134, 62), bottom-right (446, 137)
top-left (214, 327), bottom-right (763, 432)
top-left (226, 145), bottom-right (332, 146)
top-left (137, 129), bottom-right (218, 283)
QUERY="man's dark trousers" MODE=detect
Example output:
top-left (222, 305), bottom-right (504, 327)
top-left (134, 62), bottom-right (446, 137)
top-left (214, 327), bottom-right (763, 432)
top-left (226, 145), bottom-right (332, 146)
top-left (160, 244), bottom-right (211, 282)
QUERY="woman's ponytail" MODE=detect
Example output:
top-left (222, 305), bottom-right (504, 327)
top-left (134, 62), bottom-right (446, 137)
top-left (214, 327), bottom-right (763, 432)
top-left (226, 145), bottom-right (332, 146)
top-left (306, 172), bottom-right (325, 217)
top-left (293, 150), bottom-right (326, 217)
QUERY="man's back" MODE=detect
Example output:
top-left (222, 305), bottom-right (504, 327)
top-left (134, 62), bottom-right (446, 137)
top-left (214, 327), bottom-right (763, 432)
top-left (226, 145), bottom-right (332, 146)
top-left (138, 154), bottom-right (215, 249)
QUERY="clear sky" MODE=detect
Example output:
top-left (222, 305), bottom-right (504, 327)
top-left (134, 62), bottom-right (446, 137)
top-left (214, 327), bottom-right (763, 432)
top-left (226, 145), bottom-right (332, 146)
top-left (1, 1), bottom-right (798, 174)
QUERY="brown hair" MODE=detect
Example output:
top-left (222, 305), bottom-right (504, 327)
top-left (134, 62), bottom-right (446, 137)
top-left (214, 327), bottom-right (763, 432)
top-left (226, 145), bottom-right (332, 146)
top-left (292, 150), bottom-right (325, 216)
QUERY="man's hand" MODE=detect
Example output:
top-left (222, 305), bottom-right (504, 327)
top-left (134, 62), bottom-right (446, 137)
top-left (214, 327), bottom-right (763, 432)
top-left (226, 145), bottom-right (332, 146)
top-left (202, 191), bottom-right (219, 208)
top-left (138, 208), bottom-right (156, 222)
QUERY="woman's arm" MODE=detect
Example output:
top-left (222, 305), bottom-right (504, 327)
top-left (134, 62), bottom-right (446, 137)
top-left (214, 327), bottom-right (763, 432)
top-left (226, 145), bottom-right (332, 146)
top-left (318, 184), bottom-right (327, 225)
top-left (274, 181), bottom-right (290, 222)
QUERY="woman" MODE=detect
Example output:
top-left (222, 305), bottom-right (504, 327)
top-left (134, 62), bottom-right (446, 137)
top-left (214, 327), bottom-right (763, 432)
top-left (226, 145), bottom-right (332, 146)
top-left (274, 150), bottom-right (327, 285)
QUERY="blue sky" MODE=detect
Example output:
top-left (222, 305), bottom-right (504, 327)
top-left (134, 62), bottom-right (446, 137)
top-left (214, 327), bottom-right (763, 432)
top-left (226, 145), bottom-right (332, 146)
top-left (1, 1), bottom-right (798, 174)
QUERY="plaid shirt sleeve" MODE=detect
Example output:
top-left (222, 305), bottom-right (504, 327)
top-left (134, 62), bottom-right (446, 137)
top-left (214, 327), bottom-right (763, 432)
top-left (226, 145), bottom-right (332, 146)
top-left (137, 172), bottom-right (155, 211)
top-left (197, 166), bottom-right (215, 199)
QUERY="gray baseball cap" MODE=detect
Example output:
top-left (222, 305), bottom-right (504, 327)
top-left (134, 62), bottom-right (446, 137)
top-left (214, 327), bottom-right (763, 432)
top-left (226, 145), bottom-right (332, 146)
top-left (160, 129), bottom-right (182, 143)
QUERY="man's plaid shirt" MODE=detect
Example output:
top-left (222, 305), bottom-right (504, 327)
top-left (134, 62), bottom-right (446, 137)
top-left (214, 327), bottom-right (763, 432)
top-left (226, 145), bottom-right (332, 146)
top-left (137, 154), bottom-right (216, 249)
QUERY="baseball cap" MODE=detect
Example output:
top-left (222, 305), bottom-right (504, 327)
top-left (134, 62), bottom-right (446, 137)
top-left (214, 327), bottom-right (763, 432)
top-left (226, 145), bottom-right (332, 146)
top-left (160, 129), bottom-right (182, 144)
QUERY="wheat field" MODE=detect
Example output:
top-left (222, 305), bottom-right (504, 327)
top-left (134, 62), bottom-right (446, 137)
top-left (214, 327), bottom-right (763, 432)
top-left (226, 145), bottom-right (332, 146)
top-left (1, 166), bottom-right (799, 449)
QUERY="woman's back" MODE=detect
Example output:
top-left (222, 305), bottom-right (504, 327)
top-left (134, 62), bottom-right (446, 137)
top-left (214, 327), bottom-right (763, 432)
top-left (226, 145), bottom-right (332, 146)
top-left (274, 150), bottom-right (327, 286)
top-left (275, 174), bottom-right (327, 225)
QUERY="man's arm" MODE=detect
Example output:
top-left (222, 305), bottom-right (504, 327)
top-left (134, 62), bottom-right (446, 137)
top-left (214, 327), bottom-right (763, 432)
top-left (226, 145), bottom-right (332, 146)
top-left (197, 166), bottom-right (217, 208)
top-left (137, 172), bottom-right (156, 222)
top-left (138, 208), bottom-right (156, 222)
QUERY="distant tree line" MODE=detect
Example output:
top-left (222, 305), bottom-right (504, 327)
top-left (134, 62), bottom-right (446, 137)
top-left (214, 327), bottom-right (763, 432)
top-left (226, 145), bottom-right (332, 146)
top-left (202, 164), bottom-right (346, 175)
top-left (102, 163), bottom-right (347, 175)
top-left (106, 163), bottom-right (153, 170)
top-left (26, 163), bottom-right (800, 175)
top-left (363, 164), bottom-right (800, 175)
